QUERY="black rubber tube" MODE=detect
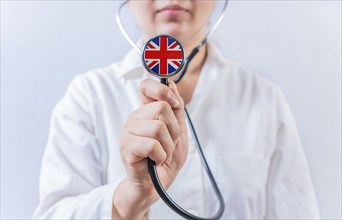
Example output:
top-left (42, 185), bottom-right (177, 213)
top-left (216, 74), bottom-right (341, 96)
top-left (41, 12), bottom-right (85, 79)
top-left (146, 78), bottom-right (225, 220)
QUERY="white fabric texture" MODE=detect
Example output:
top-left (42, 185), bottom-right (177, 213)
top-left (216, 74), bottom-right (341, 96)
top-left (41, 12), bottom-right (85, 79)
top-left (33, 43), bottom-right (320, 219)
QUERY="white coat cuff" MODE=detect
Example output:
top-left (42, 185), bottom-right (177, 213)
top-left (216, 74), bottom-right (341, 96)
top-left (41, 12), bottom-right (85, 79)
top-left (101, 180), bottom-right (123, 220)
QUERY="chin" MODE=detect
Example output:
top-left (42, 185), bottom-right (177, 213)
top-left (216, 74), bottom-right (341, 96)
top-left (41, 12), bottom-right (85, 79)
top-left (157, 26), bottom-right (187, 41)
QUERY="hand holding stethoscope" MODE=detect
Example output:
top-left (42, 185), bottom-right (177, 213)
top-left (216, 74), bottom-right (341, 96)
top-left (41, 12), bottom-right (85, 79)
top-left (117, 78), bottom-right (189, 219)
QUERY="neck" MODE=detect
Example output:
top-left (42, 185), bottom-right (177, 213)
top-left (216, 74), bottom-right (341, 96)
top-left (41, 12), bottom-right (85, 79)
top-left (172, 33), bottom-right (208, 104)
top-left (173, 33), bottom-right (208, 80)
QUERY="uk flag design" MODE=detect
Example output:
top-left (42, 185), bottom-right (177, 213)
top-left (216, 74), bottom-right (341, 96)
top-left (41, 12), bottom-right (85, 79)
top-left (143, 35), bottom-right (184, 76)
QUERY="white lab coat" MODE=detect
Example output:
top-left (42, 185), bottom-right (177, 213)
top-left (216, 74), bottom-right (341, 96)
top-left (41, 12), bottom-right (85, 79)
top-left (33, 42), bottom-right (320, 219)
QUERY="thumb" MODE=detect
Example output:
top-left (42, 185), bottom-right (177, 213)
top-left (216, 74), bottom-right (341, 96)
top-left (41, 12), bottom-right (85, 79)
top-left (168, 81), bottom-right (187, 134)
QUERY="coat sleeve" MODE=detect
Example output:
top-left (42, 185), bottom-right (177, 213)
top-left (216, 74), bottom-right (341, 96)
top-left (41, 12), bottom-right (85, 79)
top-left (33, 75), bottom-right (119, 219)
top-left (265, 87), bottom-right (320, 219)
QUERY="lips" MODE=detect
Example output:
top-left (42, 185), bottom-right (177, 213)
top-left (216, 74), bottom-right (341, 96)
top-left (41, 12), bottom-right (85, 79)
top-left (157, 5), bottom-right (189, 14)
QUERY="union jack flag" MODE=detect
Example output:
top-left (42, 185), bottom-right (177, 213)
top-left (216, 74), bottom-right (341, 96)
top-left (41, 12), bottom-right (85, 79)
top-left (143, 35), bottom-right (184, 76)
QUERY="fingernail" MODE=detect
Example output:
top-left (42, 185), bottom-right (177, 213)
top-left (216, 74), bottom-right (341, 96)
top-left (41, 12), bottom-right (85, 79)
top-left (168, 93), bottom-right (179, 107)
top-left (173, 99), bottom-right (180, 108)
top-left (168, 82), bottom-right (180, 107)
top-left (169, 80), bottom-right (180, 96)
top-left (169, 81), bottom-right (176, 92)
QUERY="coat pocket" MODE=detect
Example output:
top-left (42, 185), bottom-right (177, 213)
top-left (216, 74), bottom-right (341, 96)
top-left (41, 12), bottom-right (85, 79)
top-left (216, 153), bottom-right (270, 218)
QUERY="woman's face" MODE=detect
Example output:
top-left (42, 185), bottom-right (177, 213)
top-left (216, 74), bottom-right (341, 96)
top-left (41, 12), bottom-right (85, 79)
top-left (129, 0), bottom-right (216, 44)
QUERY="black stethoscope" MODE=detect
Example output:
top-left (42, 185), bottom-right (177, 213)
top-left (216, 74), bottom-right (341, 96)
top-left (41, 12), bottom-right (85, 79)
top-left (116, 1), bottom-right (229, 219)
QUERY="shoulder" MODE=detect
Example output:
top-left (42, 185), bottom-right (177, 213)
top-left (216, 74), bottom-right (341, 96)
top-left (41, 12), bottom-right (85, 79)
top-left (230, 61), bottom-right (279, 97)
top-left (209, 43), bottom-right (279, 103)
top-left (80, 61), bottom-right (127, 88)
top-left (209, 42), bottom-right (277, 90)
top-left (206, 43), bottom-right (291, 122)
top-left (68, 58), bottom-right (141, 97)
top-left (55, 64), bottom-right (120, 112)
top-left (71, 48), bottom-right (143, 94)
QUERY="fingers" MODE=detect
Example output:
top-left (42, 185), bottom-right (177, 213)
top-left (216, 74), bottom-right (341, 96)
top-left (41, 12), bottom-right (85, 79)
top-left (167, 81), bottom-right (188, 167)
top-left (140, 79), bottom-right (181, 108)
top-left (168, 80), bottom-right (187, 143)
top-left (120, 134), bottom-right (167, 166)
top-left (139, 78), bottom-right (186, 136)
top-left (118, 78), bottom-right (189, 201)
top-left (126, 119), bottom-right (175, 164)
top-left (122, 78), bottom-right (187, 169)
top-left (130, 101), bottom-right (181, 142)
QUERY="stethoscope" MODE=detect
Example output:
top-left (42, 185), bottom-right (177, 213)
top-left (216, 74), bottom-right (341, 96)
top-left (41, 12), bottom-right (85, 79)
top-left (116, 1), bottom-right (228, 219)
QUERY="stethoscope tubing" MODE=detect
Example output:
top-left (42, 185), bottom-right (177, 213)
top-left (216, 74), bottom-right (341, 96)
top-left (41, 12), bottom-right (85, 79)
top-left (148, 98), bottom-right (226, 219)
top-left (116, 1), bottom-right (229, 219)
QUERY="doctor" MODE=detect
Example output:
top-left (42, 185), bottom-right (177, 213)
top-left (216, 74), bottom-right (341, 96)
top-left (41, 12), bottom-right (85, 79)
top-left (33, 0), bottom-right (320, 219)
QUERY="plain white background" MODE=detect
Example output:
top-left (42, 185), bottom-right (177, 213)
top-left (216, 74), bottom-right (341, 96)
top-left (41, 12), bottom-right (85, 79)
top-left (1, 0), bottom-right (341, 219)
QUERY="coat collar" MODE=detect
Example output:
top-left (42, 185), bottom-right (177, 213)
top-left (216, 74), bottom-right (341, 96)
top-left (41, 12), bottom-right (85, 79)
top-left (114, 39), bottom-right (228, 80)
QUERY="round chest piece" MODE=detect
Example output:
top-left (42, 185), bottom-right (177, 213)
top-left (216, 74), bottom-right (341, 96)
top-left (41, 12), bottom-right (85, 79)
top-left (142, 35), bottom-right (185, 78)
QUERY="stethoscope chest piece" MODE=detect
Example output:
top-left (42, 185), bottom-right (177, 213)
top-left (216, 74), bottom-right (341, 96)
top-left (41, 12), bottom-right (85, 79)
top-left (142, 35), bottom-right (185, 78)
